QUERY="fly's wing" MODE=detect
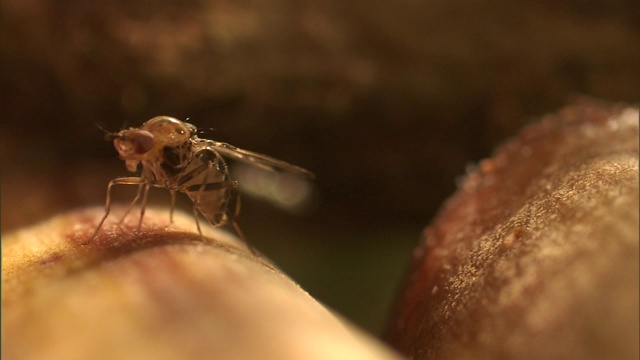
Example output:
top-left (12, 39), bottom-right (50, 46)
top-left (207, 141), bottom-right (315, 180)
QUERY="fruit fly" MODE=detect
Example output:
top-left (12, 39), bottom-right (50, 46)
top-left (86, 116), bottom-right (314, 248)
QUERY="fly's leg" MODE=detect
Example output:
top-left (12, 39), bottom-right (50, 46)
top-left (84, 177), bottom-right (147, 245)
top-left (169, 190), bottom-right (177, 224)
top-left (226, 186), bottom-right (259, 255)
top-left (192, 206), bottom-right (204, 241)
top-left (116, 183), bottom-right (144, 225)
top-left (186, 178), bottom-right (257, 254)
top-left (137, 183), bottom-right (151, 231)
top-left (226, 185), bottom-right (246, 242)
top-left (191, 165), bottom-right (213, 241)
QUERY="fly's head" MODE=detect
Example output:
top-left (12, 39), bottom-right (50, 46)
top-left (111, 128), bottom-right (155, 172)
top-left (110, 116), bottom-right (196, 172)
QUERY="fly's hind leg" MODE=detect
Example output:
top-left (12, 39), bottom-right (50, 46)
top-left (187, 178), bottom-right (256, 254)
top-left (180, 148), bottom-right (256, 254)
top-left (226, 185), bottom-right (259, 256)
top-left (169, 190), bottom-right (177, 224)
top-left (188, 173), bottom-right (239, 241)
top-left (84, 177), bottom-right (147, 245)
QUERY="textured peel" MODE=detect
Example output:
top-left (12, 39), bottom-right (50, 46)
top-left (387, 101), bottom-right (639, 360)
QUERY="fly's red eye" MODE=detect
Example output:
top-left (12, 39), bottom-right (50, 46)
top-left (132, 131), bottom-right (155, 154)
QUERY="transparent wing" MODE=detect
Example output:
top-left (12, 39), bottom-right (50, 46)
top-left (203, 140), bottom-right (315, 180)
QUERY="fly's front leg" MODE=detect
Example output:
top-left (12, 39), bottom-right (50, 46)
top-left (84, 177), bottom-right (147, 245)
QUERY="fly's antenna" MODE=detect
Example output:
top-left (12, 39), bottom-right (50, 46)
top-left (96, 123), bottom-right (119, 141)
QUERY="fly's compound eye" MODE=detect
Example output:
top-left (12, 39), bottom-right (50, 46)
top-left (114, 130), bottom-right (155, 157)
top-left (132, 130), bottom-right (155, 154)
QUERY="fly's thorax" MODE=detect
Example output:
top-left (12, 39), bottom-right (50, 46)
top-left (140, 116), bottom-right (196, 147)
top-left (158, 141), bottom-right (195, 178)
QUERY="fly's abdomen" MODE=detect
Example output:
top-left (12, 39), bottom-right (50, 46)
top-left (178, 149), bottom-right (233, 227)
top-left (186, 184), bottom-right (231, 226)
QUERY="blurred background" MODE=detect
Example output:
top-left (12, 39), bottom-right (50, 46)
top-left (2, 0), bottom-right (638, 336)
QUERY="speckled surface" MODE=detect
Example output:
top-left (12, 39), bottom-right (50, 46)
top-left (388, 102), bottom-right (639, 360)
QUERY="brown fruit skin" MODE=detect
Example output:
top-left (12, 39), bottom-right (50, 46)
top-left (2, 208), bottom-right (402, 360)
top-left (387, 100), bottom-right (639, 360)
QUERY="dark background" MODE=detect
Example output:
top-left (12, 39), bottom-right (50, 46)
top-left (2, 0), bottom-right (638, 335)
